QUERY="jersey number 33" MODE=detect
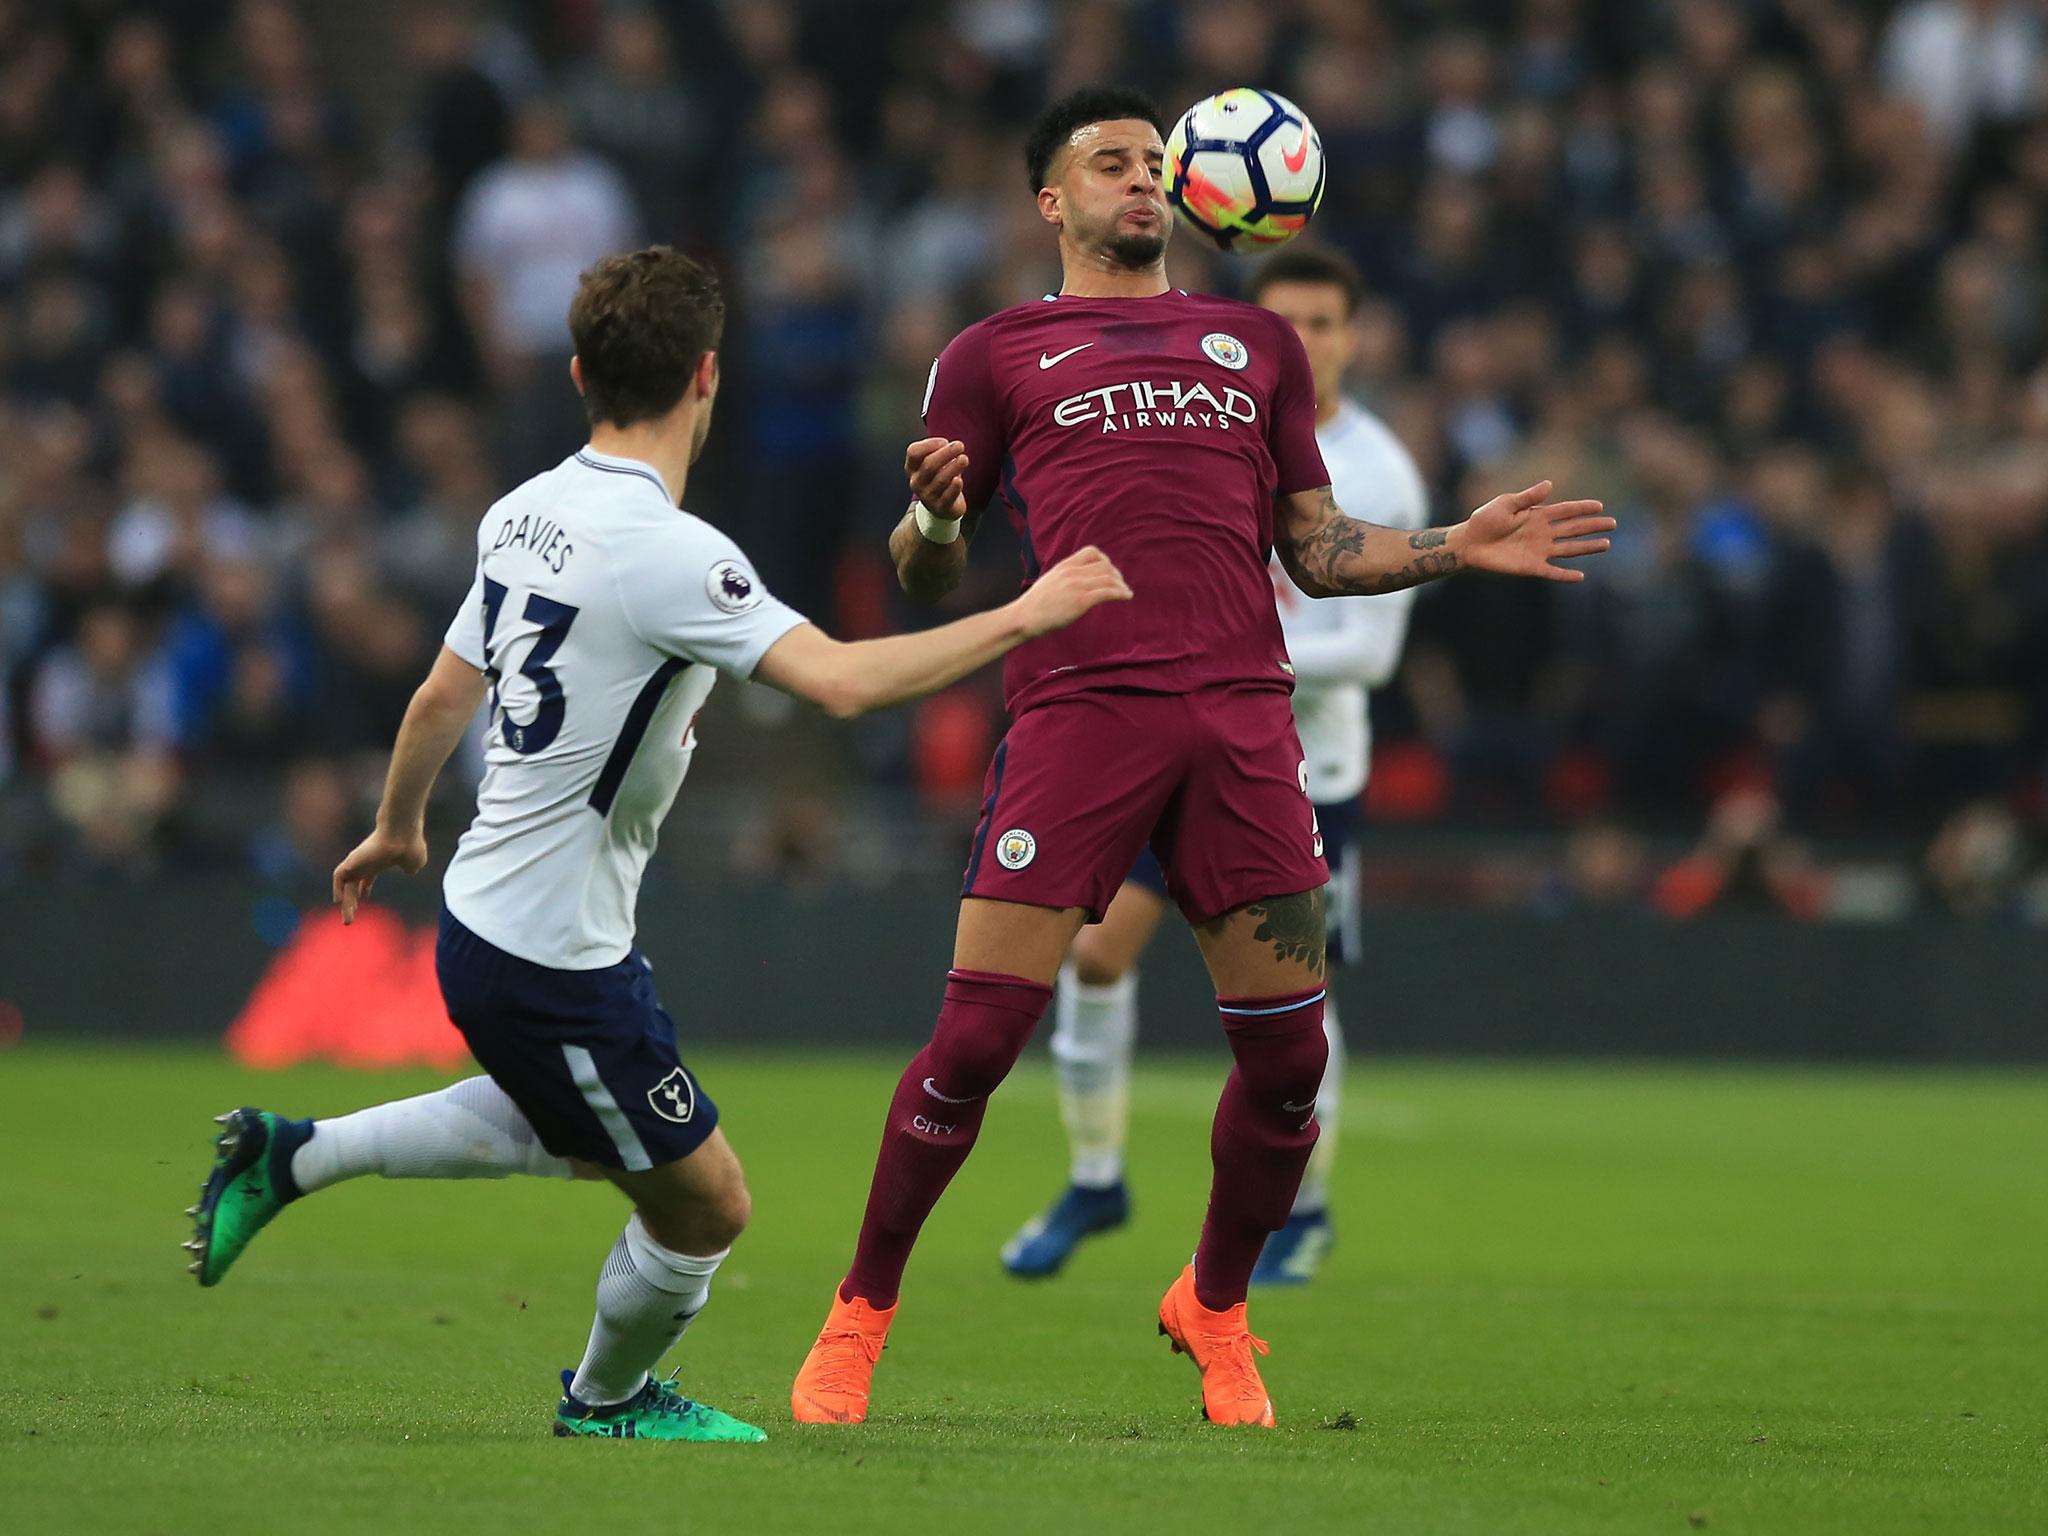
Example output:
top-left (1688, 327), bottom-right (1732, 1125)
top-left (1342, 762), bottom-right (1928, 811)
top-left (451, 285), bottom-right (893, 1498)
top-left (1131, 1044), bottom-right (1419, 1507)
top-left (482, 576), bottom-right (581, 755)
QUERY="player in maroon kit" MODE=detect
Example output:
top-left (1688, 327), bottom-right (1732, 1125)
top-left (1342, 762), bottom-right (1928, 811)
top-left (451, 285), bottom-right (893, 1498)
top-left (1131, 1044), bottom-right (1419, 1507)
top-left (792, 87), bottom-right (1613, 1428)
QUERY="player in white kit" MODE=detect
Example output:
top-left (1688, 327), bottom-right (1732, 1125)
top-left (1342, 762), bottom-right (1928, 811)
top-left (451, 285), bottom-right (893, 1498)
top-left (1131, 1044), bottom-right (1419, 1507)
top-left (1001, 248), bottom-right (1427, 1285)
top-left (184, 248), bottom-right (1129, 1440)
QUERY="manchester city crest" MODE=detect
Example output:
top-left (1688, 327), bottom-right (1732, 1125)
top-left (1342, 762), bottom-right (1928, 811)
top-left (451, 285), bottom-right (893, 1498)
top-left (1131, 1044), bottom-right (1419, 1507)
top-left (1201, 332), bottom-right (1249, 370)
top-left (995, 828), bottom-right (1037, 871)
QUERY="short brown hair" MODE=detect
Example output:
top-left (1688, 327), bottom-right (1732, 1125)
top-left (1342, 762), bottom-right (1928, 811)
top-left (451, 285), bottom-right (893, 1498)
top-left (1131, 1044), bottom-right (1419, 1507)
top-left (567, 246), bottom-right (725, 428)
top-left (1246, 246), bottom-right (1365, 317)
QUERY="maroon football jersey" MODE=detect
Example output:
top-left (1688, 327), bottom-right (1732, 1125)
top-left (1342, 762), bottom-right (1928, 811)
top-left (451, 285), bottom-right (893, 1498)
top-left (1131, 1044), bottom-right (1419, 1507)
top-left (922, 288), bottom-right (1329, 715)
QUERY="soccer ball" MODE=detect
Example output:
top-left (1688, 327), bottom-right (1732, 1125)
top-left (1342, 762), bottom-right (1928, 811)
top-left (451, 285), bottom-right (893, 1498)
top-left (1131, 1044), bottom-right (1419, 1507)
top-left (1165, 88), bottom-right (1326, 252)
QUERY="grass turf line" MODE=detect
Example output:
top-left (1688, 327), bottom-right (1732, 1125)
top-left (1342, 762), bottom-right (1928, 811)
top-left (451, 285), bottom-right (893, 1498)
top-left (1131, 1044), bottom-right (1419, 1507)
top-left (1, 1045), bottom-right (2043, 1535)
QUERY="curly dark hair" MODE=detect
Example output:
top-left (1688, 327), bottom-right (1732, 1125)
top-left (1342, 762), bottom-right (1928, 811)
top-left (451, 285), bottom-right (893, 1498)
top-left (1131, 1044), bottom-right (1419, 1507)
top-left (1024, 85), bottom-right (1167, 192)
top-left (566, 246), bottom-right (725, 428)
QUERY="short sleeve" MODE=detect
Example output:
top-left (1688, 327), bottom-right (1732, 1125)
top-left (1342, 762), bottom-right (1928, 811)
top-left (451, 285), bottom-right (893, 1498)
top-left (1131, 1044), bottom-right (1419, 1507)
top-left (444, 567), bottom-right (487, 669)
top-left (614, 522), bottom-right (809, 679)
top-left (1266, 319), bottom-right (1330, 496)
top-left (920, 324), bottom-right (1005, 514)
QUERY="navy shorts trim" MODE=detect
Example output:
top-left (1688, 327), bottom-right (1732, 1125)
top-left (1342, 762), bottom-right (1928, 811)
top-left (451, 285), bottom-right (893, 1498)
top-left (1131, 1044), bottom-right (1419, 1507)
top-left (434, 907), bottom-right (718, 1171)
top-left (1125, 797), bottom-right (1362, 963)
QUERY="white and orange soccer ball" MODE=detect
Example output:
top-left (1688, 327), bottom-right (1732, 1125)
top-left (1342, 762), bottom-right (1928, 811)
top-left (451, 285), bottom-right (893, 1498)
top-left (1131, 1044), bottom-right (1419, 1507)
top-left (1165, 88), bottom-right (1326, 252)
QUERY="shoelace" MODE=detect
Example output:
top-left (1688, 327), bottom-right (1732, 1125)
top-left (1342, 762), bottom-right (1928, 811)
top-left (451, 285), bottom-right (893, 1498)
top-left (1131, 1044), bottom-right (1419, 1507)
top-left (648, 1369), bottom-right (705, 1418)
top-left (1214, 1329), bottom-right (1272, 1402)
top-left (809, 1327), bottom-right (885, 1396)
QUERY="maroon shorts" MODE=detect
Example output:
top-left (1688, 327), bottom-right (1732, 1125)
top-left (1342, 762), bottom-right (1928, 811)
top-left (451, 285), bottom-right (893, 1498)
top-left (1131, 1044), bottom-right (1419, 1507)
top-left (961, 686), bottom-right (1328, 925)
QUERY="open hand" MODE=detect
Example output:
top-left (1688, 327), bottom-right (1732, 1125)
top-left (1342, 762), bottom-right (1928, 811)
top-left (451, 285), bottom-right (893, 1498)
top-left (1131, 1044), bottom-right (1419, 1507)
top-left (332, 825), bottom-right (429, 924)
top-left (906, 437), bottom-right (969, 522)
top-left (1460, 481), bottom-right (1614, 582)
top-left (1016, 546), bottom-right (1133, 636)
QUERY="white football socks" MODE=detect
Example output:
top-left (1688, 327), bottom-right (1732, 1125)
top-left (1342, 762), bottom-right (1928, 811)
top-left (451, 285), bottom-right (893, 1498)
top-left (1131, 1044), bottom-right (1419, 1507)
top-left (1290, 997), bottom-right (1346, 1216)
top-left (1050, 964), bottom-right (1139, 1189)
top-left (570, 1214), bottom-right (727, 1406)
top-left (288, 1075), bottom-right (572, 1194)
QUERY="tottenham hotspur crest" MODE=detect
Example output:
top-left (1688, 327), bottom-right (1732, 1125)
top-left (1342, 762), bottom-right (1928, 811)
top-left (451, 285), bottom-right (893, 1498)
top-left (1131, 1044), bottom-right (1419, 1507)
top-left (647, 1068), bottom-right (697, 1124)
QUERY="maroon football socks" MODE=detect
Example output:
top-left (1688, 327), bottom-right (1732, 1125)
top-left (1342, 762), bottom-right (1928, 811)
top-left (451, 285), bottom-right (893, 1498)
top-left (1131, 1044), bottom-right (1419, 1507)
top-left (1193, 988), bottom-right (1330, 1310)
top-left (840, 969), bottom-right (1052, 1308)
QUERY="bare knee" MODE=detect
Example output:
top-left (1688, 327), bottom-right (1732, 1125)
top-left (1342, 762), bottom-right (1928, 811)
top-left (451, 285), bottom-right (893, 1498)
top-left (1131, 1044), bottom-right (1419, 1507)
top-left (1069, 938), bottom-right (1131, 988)
top-left (714, 1179), bottom-right (753, 1242)
top-left (637, 1174), bottom-right (749, 1253)
top-left (1069, 917), bottom-right (1145, 987)
top-left (615, 1132), bottom-right (753, 1253)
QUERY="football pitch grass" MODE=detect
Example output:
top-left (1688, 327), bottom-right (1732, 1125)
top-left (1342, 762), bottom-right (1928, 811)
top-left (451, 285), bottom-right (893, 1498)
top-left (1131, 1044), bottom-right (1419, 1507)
top-left (3, 1046), bottom-right (2043, 1535)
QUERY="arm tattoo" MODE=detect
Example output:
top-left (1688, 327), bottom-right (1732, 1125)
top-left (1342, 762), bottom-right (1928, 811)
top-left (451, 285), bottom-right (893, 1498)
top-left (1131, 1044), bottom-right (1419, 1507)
top-left (1287, 487), bottom-right (1459, 597)
top-left (1204, 887), bottom-right (1327, 976)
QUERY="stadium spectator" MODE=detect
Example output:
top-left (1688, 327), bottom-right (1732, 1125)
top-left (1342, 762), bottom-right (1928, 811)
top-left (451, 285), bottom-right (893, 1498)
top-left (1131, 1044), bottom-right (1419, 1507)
top-left (29, 597), bottom-right (181, 868)
top-left (453, 95), bottom-right (638, 478)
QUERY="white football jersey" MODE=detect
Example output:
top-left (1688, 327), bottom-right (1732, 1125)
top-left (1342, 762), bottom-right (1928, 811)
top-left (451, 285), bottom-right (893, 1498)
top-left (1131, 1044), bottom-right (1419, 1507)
top-left (440, 448), bottom-right (807, 969)
top-left (1273, 399), bottom-right (1429, 804)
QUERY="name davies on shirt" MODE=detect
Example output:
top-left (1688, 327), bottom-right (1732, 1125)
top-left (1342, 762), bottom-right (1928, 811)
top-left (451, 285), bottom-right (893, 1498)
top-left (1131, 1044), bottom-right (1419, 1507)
top-left (1052, 378), bottom-right (1259, 434)
top-left (490, 510), bottom-right (575, 573)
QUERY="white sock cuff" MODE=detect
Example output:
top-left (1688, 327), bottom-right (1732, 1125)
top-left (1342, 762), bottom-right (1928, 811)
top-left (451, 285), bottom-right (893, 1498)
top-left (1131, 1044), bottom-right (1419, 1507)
top-left (622, 1213), bottom-right (728, 1293)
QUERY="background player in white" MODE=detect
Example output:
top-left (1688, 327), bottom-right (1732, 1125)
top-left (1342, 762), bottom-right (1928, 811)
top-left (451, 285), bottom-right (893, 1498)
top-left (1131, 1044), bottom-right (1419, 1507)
top-left (1001, 247), bottom-right (1427, 1285)
top-left (185, 247), bottom-right (1129, 1442)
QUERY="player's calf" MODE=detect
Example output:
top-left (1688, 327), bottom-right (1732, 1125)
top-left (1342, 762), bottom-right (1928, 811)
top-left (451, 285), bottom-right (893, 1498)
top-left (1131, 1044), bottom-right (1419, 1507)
top-left (838, 968), bottom-right (1052, 1310)
top-left (798, 967), bottom-right (1051, 1424)
top-left (1195, 986), bottom-right (1329, 1310)
top-left (570, 1131), bottom-right (752, 1414)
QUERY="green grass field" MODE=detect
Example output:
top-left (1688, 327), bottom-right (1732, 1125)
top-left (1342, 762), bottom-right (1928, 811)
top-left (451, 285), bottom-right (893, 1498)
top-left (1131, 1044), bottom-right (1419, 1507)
top-left (2, 1045), bottom-right (2043, 1535)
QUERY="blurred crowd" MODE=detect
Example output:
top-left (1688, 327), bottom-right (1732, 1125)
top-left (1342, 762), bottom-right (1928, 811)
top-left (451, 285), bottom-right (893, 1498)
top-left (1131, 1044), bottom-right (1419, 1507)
top-left (2, 0), bottom-right (2047, 915)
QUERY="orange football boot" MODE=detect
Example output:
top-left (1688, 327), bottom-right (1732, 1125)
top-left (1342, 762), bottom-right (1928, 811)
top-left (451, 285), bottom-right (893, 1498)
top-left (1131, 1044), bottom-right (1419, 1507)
top-left (791, 1289), bottom-right (896, 1424)
top-left (1157, 1263), bottom-right (1277, 1426)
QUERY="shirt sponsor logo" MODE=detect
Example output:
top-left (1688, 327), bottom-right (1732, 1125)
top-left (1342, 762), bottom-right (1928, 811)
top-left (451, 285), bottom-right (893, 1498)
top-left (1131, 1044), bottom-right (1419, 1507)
top-left (706, 560), bottom-right (761, 614)
top-left (1202, 332), bottom-right (1250, 370)
top-left (1052, 379), bottom-right (1258, 435)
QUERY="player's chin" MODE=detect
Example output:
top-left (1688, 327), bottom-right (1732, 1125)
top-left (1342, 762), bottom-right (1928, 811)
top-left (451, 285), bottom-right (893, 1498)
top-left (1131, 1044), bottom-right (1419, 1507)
top-left (1105, 227), bottom-right (1167, 267)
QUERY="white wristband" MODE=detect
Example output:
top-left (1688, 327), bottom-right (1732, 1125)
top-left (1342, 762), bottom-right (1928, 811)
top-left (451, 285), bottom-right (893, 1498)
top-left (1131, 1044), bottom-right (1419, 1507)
top-left (914, 502), bottom-right (961, 545)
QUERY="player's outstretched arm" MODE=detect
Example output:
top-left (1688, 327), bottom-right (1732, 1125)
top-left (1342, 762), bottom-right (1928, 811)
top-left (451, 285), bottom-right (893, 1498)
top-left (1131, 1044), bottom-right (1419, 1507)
top-left (1277, 480), bottom-right (1613, 598)
top-left (888, 437), bottom-right (981, 603)
top-left (332, 646), bottom-right (488, 923)
top-left (756, 546), bottom-right (1130, 719)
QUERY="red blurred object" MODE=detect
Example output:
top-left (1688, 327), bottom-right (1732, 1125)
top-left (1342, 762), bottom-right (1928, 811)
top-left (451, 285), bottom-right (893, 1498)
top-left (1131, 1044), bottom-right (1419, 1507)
top-left (225, 908), bottom-right (469, 1069)
top-left (913, 688), bottom-right (996, 802)
top-left (834, 548), bottom-right (893, 641)
top-left (1651, 856), bottom-right (1724, 919)
top-left (0, 998), bottom-right (23, 1047)
top-left (1363, 740), bottom-right (1451, 822)
top-left (1544, 748), bottom-right (1611, 819)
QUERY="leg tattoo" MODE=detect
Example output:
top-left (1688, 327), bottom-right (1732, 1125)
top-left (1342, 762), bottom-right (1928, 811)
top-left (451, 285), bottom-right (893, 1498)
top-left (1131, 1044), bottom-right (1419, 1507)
top-left (1207, 889), bottom-right (1327, 976)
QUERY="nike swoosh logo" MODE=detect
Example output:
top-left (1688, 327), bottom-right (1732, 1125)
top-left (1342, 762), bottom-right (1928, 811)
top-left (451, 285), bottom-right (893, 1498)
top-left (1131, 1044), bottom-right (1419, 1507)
top-left (923, 1077), bottom-right (978, 1104)
top-left (1282, 120), bottom-right (1312, 175)
top-left (1039, 343), bottom-right (1093, 369)
top-left (1281, 1099), bottom-right (1317, 1114)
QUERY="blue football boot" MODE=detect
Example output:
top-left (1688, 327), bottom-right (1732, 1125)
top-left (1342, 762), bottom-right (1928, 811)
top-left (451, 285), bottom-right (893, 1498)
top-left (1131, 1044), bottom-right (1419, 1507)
top-left (1249, 1208), bottom-right (1334, 1287)
top-left (1000, 1181), bottom-right (1130, 1278)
